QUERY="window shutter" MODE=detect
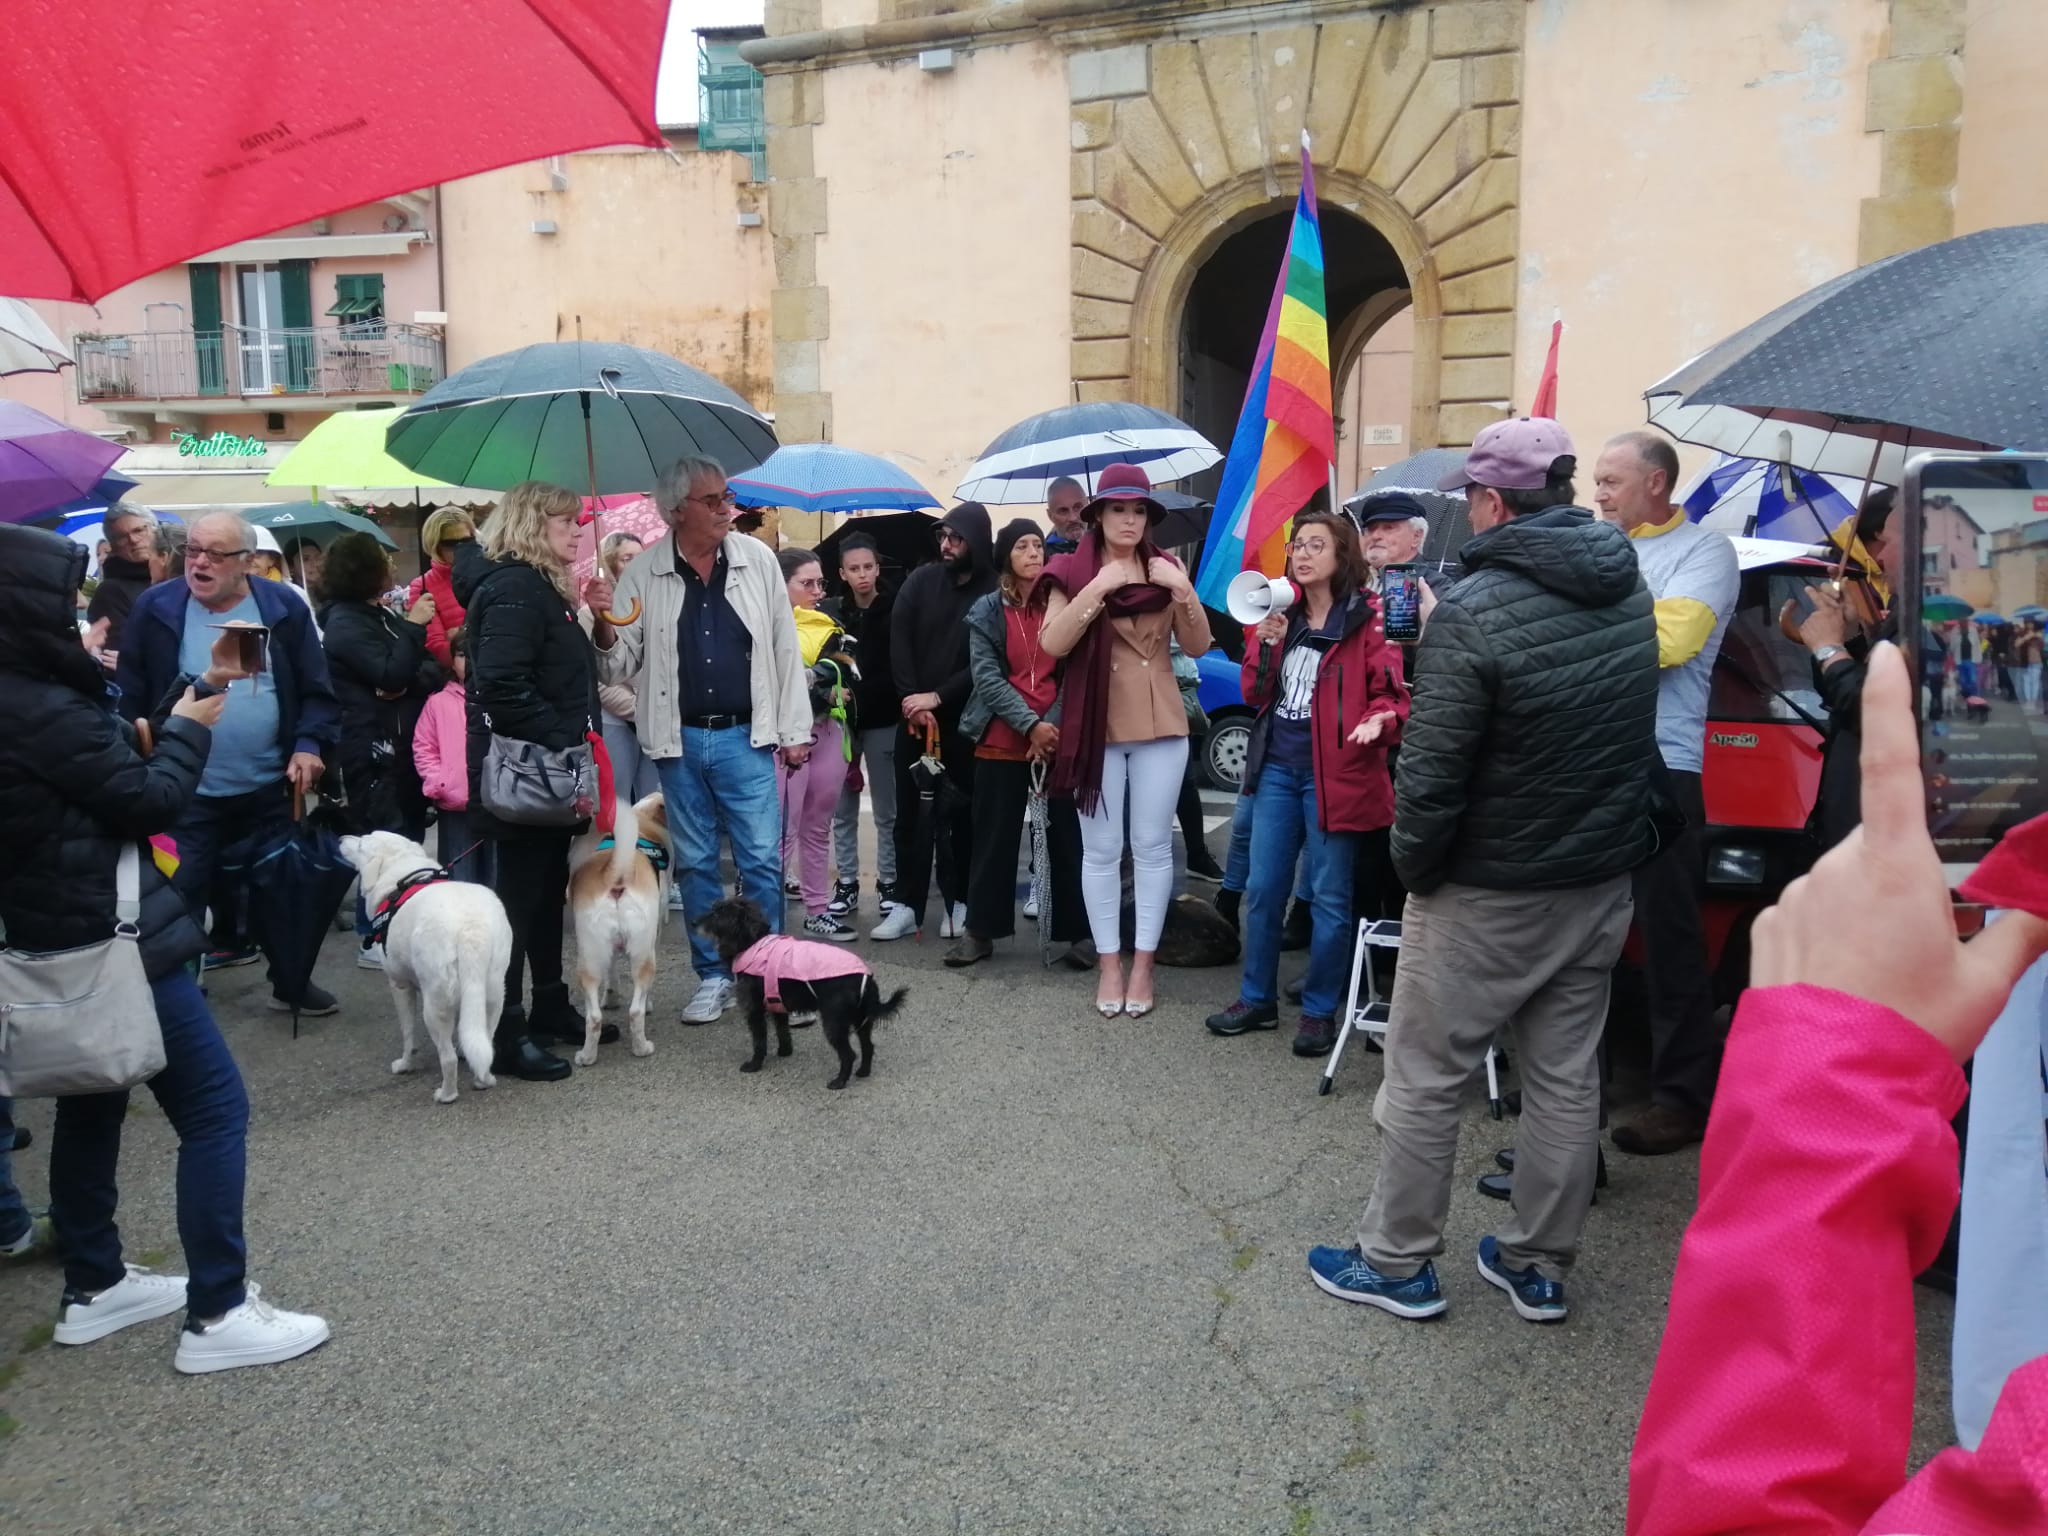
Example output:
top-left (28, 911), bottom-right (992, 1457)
top-left (188, 263), bottom-right (224, 396)
top-left (279, 259), bottom-right (313, 390)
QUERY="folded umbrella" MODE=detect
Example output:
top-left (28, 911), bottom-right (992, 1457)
top-left (219, 800), bottom-right (357, 1038)
top-left (0, 400), bottom-right (127, 523)
top-left (730, 444), bottom-right (939, 515)
top-left (1643, 225), bottom-right (2048, 482)
top-left (956, 402), bottom-right (1219, 505)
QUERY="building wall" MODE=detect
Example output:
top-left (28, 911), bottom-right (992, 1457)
top-left (813, 42), bottom-right (1072, 497)
top-left (1515, 0), bottom-right (1886, 470)
top-left (1338, 308), bottom-right (1416, 493)
top-left (1954, 0), bottom-right (2048, 233)
top-left (438, 144), bottom-right (775, 410)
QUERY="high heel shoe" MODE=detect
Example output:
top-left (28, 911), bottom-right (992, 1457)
top-left (1122, 997), bottom-right (1154, 1019)
top-left (1095, 996), bottom-right (1126, 1018)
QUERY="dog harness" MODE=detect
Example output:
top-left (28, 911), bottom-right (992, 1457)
top-left (367, 866), bottom-right (453, 946)
top-left (732, 935), bottom-right (870, 1014)
top-left (592, 832), bottom-right (670, 875)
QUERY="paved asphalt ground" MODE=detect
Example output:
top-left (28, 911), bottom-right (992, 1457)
top-left (0, 801), bottom-right (1960, 1534)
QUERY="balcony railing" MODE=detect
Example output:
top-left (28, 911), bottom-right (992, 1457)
top-left (74, 325), bottom-right (443, 405)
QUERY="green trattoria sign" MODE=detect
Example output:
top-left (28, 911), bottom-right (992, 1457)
top-left (174, 430), bottom-right (266, 458)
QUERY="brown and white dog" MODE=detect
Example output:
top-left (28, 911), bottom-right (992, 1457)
top-left (568, 791), bottom-right (671, 1066)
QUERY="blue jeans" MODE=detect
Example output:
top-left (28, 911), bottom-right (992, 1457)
top-left (658, 727), bottom-right (784, 980)
top-left (1239, 761), bottom-right (1357, 1018)
top-left (1223, 789), bottom-right (1315, 905)
top-left (0, 1095), bottom-right (29, 1249)
top-left (50, 970), bottom-right (250, 1319)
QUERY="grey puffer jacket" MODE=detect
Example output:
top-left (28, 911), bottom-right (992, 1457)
top-left (961, 590), bottom-right (1062, 745)
top-left (1391, 505), bottom-right (1660, 894)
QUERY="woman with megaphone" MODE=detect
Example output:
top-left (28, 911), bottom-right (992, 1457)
top-left (1204, 510), bottom-right (1408, 1059)
top-left (1039, 463), bottom-right (1212, 1019)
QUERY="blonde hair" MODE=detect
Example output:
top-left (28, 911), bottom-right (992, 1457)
top-left (599, 530), bottom-right (644, 580)
top-left (481, 481), bottom-right (581, 600)
top-left (420, 507), bottom-right (474, 560)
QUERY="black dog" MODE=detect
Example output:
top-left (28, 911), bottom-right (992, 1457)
top-left (697, 896), bottom-right (908, 1090)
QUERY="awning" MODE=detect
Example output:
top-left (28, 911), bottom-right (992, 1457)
top-left (325, 297), bottom-right (380, 318)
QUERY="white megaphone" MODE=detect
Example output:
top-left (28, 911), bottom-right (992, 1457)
top-left (1225, 570), bottom-right (1299, 626)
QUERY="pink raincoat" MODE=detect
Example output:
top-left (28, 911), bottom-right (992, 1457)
top-left (734, 934), bottom-right (870, 1014)
top-left (413, 679), bottom-right (468, 811)
top-left (1628, 983), bottom-right (2048, 1534)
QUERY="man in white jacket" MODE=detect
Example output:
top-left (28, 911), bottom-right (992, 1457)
top-left (587, 456), bottom-right (811, 1023)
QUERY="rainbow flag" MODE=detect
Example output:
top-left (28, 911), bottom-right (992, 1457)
top-left (1195, 138), bottom-right (1336, 610)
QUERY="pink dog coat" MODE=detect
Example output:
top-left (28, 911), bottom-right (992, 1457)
top-left (733, 935), bottom-right (871, 1014)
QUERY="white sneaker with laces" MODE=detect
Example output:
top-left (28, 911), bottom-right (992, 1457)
top-left (1022, 894), bottom-right (1040, 921)
top-left (53, 1264), bottom-right (189, 1345)
top-left (356, 941), bottom-right (386, 970)
top-left (938, 902), bottom-right (969, 939)
top-left (681, 976), bottom-right (736, 1023)
top-left (175, 1289), bottom-right (331, 1374)
top-left (869, 905), bottom-right (918, 942)
top-left (802, 913), bottom-right (858, 943)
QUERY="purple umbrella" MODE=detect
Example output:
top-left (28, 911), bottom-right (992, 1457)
top-left (0, 400), bottom-right (126, 523)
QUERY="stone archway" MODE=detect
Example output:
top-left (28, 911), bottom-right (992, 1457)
top-left (1065, 2), bottom-right (1523, 447)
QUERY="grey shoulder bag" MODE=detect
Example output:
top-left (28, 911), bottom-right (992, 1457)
top-left (0, 844), bottom-right (166, 1098)
top-left (478, 713), bottom-right (596, 827)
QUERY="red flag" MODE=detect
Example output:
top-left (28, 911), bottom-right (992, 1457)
top-left (1531, 319), bottom-right (1563, 418)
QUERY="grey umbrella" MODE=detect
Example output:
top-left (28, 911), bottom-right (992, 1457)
top-left (385, 341), bottom-right (776, 495)
top-left (1645, 224), bottom-right (2046, 481)
top-left (1344, 449), bottom-right (1472, 569)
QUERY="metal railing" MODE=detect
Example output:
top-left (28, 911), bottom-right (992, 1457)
top-left (74, 325), bottom-right (443, 404)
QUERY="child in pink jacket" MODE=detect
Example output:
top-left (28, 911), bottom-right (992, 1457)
top-left (411, 628), bottom-right (492, 886)
top-left (1627, 642), bottom-right (2048, 1536)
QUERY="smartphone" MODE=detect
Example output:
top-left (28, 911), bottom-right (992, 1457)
top-left (1899, 451), bottom-right (2048, 887)
top-left (1381, 564), bottom-right (1423, 644)
top-left (209, 619), bottom-right (270, 677)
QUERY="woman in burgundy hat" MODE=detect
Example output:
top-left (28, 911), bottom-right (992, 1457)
top-left (1040, 463), bottom-right (1212, 1018)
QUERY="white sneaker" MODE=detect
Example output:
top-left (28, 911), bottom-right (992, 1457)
top-left (938, 902), bottom-right (969, 939)
top-left (681, 976), bottom-right (736, 1023)
top-left (356, 941), bottom-right (386, 970)
top-left (53, 1264), bottom-right (188, 1345)
top-left (667, 885), bottom-right (686, 911)
top-left (870, 905), bottom-right (918, 941)
top-left (175, 1289), bottom-right (331, 1374)
top-left (1022, 894), bottom-right (1040, 921)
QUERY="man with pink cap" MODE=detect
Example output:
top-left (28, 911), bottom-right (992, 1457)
top-left (1307, 416), bottom-right (1661, 1325)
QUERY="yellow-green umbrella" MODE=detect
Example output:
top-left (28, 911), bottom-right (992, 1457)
top-left (266, 406), bottom-right (455, 498)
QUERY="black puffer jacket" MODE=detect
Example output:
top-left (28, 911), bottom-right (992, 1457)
top-left (453, 540), bottom-right (601, 841)
top-left (320, 599), bottom-right (434, 833)
top-left (1392, 506), bottom-right (1660, 893)
top-left (0, 525), bottom-right (210, 979)
top-left (86, 554), bottom-right (154, 650)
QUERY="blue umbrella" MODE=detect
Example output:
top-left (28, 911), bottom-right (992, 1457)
top-left (2016, 605), bottom-right (2048, 621)
top-left (28, 470), bottom-right (142, 524)
top-left (729, 443), bottom-right (938, 515)
top-left (1973, 611), bottom-right (2008, 626)
top-left (955, 401), bottom-right (1219, 505)
top-left (1681, 452), bottom-right (1864, 540)
top-left (385, 341), bottom-right (776, 495)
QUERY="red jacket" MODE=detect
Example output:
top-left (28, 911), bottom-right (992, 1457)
top-left (406, 561), bottom-right (466, 672)
top-left (1239, 590), bottom-right (1407, 833)
top-left (1628, 983), bottom-right (2048, 1535)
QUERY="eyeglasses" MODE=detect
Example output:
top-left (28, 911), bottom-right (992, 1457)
top-left (187, 545), bottom-right (252, 565)
top-left (938, 530), bottom-right (967, 545)
top-left (1288, 538), bottom-right (1334, 556)
top-left (688, 489), bottom-right (739, 509)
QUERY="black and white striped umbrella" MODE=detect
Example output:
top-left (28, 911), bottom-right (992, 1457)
top-left (385, 341), bottom-right (776, 495)
top-left (954, 402), bottom-right (1220, 505)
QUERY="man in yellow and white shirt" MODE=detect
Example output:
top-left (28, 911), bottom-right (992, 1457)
top-left (1593, 431), bottom-right (1740, 1156)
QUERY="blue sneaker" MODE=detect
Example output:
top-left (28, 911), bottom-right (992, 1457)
top-left (1306, 1244), bottom-right (1447, 1319)
top-left (1476, 1236), bottom-right (1567, 1322)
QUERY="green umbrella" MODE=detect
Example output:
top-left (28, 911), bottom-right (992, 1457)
top-left (1923, 593), bottom-right (1973, 622)
top-left (244, 500), bottom-right (395, 550)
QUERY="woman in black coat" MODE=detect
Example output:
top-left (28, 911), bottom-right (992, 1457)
top-left (451, 482), bottom-right (602, 1082)
top-left (319, 531), bottom-right (437, 963)
top-left (0, 523), bottom-right (328, 1372)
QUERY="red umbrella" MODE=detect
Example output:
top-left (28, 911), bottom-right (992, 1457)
top-left (2, 0), bottom-right (667, 304)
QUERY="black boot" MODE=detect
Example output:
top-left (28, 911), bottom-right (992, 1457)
top-left (1214, 888), bottom-right (1241, 928)
top-left (1279, 899), bottom-right (1312, 951)
top-left (493, 1005), bottom-right (571, 1081)
top-left (527, 982), bottom-right (616, 1046)
top-left (1478, 1149), bottom-right (1607, 1200)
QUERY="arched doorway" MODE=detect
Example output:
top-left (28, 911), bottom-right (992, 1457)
top-left (1177, 203), bottom-right (1413, 503)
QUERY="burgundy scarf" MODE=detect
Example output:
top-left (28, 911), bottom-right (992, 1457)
top-left (1041, 527), bottom-right (1175, 816)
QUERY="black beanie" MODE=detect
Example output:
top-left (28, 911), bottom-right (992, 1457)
top-left (993, 517), bottom-right (1045, 576)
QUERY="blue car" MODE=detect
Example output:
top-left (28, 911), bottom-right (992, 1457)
top-left (1194, 647), bottom-right (1254, 792)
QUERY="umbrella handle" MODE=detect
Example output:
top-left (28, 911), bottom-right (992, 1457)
top-left (134, 720), bottom-right (154, 758)
top-left (598, 599), bottom-right (642, 626)
top-left (293, 785), bottom-right (306, 824)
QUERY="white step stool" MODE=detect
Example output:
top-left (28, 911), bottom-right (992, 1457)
top-left (1318, 915), bottom-right (1505, 1110)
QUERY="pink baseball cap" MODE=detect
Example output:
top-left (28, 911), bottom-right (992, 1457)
top-left (1437, 417), bottom-right (1576, 492)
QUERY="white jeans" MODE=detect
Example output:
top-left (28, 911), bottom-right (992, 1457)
top-left (1076, 736), bottom-right (1189, 954)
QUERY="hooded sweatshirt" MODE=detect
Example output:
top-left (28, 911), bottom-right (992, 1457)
top-left (1392, 505), bottom-right (1660, 893)
top-left (889, 502), bottom-right (997, 726)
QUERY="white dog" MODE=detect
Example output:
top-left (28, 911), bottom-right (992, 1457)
top-left (568, 792), bottom-right (670, 1066)
top-left (341, 830), bottom-right (512, 1105)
